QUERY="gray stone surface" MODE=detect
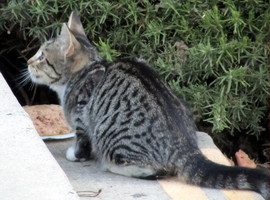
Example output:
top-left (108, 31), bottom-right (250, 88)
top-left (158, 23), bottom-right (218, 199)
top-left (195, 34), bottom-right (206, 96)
top-left (45, 139), bottom-right (172, 200)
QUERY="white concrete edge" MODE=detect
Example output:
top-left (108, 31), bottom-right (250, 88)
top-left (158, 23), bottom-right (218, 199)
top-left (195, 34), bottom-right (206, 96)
top-left (0, 73), bottom-right (80, 200)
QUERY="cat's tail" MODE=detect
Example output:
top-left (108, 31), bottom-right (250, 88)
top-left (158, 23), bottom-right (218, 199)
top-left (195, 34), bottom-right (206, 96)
top-left (177, 153), bottom-right (270, 200)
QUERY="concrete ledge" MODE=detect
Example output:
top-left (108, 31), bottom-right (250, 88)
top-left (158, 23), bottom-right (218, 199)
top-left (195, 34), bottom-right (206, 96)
top-left (0, 73), bottom-right (79, 200)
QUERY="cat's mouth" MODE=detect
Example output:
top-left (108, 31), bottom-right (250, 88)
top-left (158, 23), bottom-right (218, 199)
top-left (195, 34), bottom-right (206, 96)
top-left (28, 68), bottom-right (42, 83)
top-left (33, 75), bottom-right (41, 79)
top-left (29, 73), bottom-right (41, 83)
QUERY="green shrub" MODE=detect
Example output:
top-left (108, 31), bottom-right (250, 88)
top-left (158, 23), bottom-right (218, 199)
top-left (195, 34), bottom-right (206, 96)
top-left (0, 0), bottom-right (269, 149)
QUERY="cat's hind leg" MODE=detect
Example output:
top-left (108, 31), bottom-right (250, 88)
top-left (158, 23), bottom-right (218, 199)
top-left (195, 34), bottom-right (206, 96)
top-left (102, 161), bottom-right (158, 178)
top-left (66, 131), bottom-right (92, 162)
top-left (100, 158), bottom-right (169, 179)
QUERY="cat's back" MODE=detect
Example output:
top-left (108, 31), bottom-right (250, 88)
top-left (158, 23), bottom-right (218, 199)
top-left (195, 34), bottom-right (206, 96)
top-left (91, 59), bottom-right (196, 140)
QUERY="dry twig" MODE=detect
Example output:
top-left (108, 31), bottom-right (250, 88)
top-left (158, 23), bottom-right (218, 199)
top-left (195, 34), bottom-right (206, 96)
top-left (77, 189), bottom-right (102, 198)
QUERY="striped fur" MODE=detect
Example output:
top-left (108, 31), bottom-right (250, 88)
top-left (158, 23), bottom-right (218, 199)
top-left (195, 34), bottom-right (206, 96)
top-left (27, 12), bottom-right (269, 199)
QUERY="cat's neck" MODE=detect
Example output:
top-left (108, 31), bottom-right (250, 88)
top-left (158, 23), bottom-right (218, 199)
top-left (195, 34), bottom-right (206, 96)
top-left (50, 84), bottom-right (67, 104)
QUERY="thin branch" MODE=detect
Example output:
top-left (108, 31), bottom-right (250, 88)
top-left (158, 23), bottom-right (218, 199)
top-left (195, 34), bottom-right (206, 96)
top-left (77, 189), bottom-right (102, 198)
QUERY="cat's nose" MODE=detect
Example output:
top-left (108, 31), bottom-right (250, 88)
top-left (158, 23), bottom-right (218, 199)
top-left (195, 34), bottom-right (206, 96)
top-left (27, 58), bottom-right (34, 65)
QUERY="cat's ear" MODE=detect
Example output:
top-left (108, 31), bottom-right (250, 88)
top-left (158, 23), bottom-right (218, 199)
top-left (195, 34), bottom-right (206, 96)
top-left (68, 11), bottom-right (87, 38)
top-left (60, 23), bottom-right (81, 57)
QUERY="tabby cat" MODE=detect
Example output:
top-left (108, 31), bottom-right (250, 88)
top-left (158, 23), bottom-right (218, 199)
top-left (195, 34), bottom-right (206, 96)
top-left (27, 12), bottom-right (269, 199)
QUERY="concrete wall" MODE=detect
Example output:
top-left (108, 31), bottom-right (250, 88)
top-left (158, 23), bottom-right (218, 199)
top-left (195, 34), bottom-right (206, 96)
top-left (0, 73), bottom-right (79, 200)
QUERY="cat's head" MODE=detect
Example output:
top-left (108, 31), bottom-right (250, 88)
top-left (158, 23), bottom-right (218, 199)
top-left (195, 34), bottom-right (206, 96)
top-left (27, 11), bottom-right (101, 87)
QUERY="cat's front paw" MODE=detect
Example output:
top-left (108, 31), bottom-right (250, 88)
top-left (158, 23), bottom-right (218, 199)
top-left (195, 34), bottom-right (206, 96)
top-left (66, 145), bottom-right (86, 162)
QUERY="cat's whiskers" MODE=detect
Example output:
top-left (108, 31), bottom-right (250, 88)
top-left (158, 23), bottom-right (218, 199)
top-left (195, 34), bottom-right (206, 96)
top-left (15, 67), bottom-right (36, 91)
top-left (29, 81), bottom-right (37, 91)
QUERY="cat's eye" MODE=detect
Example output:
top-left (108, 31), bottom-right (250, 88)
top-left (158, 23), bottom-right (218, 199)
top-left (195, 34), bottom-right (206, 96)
top-left (38, 53), bottom-right (45, 61)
